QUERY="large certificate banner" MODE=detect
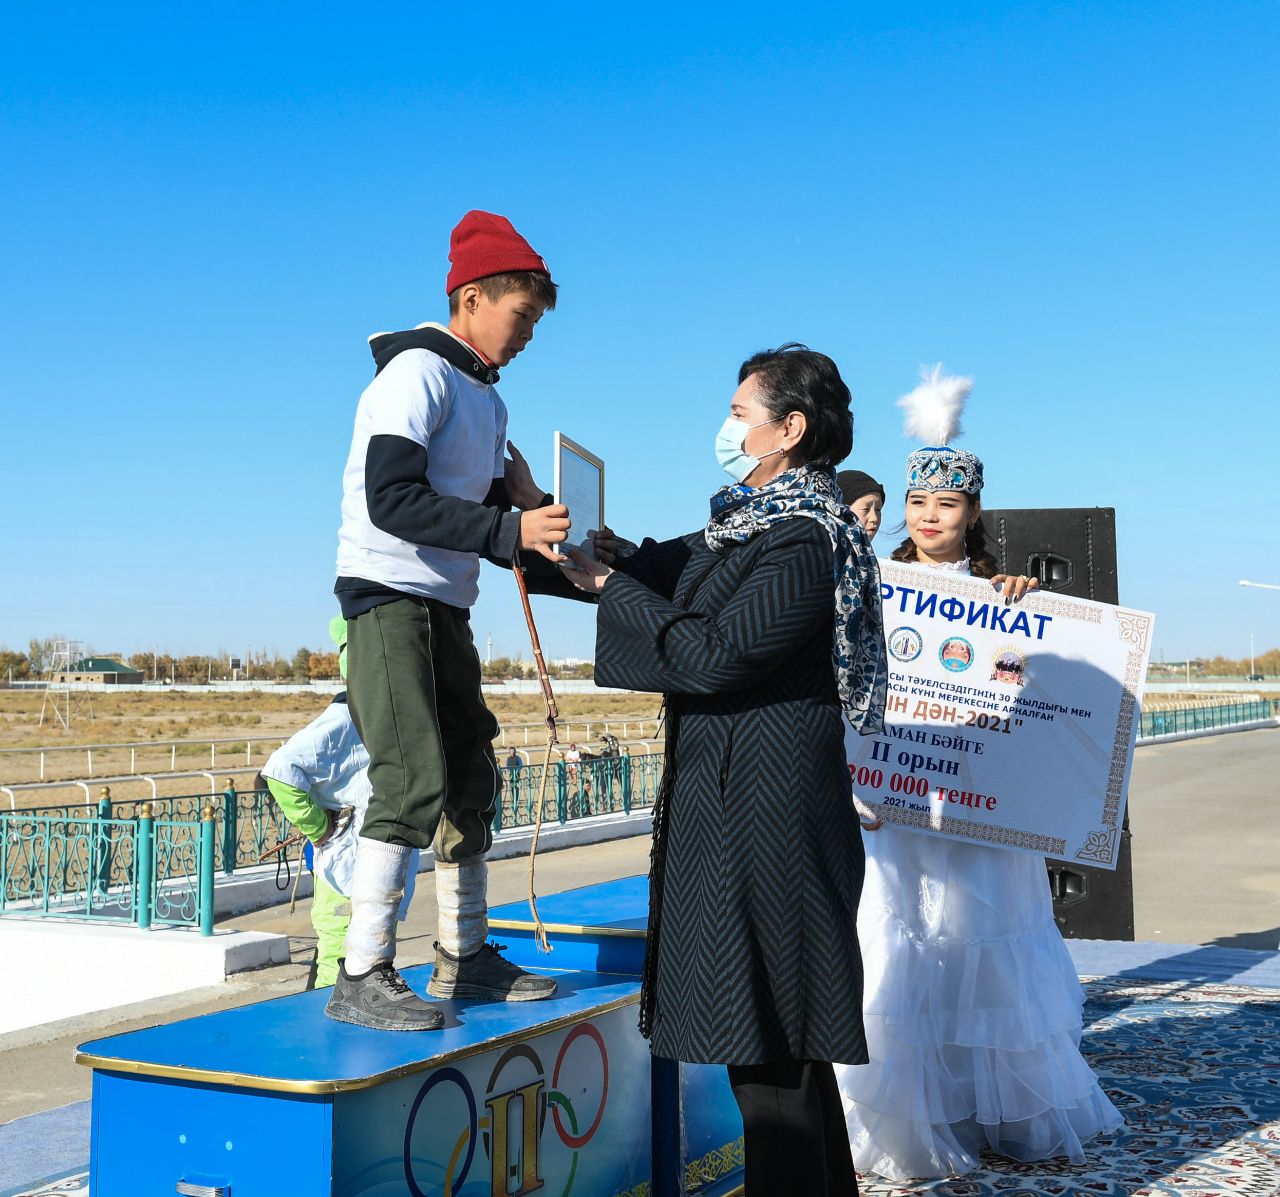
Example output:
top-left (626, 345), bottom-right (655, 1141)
top-left (848, 562), bottom-right (1155, 869)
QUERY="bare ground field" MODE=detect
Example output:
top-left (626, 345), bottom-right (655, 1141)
top-left (0, 690), bottom-right (661, 801)
top-left (1, 686), bottom-right (1262, 805)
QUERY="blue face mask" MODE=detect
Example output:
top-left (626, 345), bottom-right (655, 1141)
top-left (714, 415), bottom-right (784, 483)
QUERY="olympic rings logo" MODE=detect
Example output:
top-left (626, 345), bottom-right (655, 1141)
top-left (402, 1021), bottom-right (610, 1196)
top-left (552, 1022), bottom-right (608, 1150)
top-left (403, 1067), bottom-right (478, 1197)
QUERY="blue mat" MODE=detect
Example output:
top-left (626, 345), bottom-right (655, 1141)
top-left (1067, 939), bottom-right (1280, 989)
top-left (0, 1102), bottom-right (90, 1196)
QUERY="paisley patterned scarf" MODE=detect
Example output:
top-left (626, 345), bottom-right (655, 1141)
top-left (705, 464), bottom-right (887, 734)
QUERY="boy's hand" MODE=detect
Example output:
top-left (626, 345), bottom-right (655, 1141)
top-left (504, 441), bottom-right (545, 511)
top-left (520, 504), bottom-right (571, 562)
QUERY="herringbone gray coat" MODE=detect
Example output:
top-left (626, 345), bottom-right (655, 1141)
top-left (596, 518), bottom-right (868, 1066)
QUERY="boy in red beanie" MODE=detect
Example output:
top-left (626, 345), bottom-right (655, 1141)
top-left (329, 211), bottom-right (571, 1031)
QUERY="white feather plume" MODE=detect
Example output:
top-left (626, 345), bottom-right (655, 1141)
top-left (897, 363), bottom-right (973, 445)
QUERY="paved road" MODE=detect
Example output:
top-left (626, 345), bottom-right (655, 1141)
top-left (1130, 727), bottom-right (1280, 949)
top-left (1, 728), bottom-right (1276, 1124)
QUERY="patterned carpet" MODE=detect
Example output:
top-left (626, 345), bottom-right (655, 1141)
top-left (7, 978), bottom-right (1278, 1197)
top-left (860, 976), bottom-right (1280, 1197)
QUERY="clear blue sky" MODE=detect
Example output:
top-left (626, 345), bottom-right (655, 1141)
top-left (2, 2), bottom-right (1277, 665)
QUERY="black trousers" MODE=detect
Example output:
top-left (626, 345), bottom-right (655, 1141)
top-left (728, 1059), bottom-right (858, 1197)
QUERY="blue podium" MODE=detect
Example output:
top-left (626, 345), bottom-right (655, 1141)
top-left (76, 876), bottom-right (746, 1197)
top-left (490, 878), bottom-right (746, 1197)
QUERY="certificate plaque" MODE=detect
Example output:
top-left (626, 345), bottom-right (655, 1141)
top-left (848, 561), bottom-right (1155, 868)
top-left (553, 433), bottom-right (605, 556)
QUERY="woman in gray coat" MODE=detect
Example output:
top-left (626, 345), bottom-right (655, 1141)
top-left (563, 344), bottom-right (887, 1196)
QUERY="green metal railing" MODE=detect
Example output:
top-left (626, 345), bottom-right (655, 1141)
top-left (494, 753), bottom-right (663, 830)
top-left (19, 788), bottom-right (287, 870)
top-left (0, 756), bottom-right (663, 931)
top-left (1138, 699), bottom-right (1276, 739)
top-left (0, 803), bottom-right (216, 931)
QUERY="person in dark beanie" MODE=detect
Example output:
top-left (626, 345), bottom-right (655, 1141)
top-left (838, 469), bottom-right (886, 541)
top-left (327, 211), bottom-right (572, 1031)
top-left (561, 344), bottom-right (888, 1196)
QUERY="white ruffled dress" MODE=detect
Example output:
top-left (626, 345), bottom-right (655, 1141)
top-left (837, 559), bottom-right (1122, 1181)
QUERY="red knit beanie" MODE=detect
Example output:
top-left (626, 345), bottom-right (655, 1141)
top-left (446, 210), bottom-right (551, 294)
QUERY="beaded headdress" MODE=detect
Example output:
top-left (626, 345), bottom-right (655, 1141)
top-left (899, 364), bottom-right (984, 494)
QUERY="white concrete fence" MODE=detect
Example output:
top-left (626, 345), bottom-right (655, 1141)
top-left (0, 717), bottom-right (664, 789)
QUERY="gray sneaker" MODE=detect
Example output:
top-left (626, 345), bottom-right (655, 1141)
top-left (426, 941), bottom-right (558, 1002)
top-left (325, 960), bottom-right (445, 1031)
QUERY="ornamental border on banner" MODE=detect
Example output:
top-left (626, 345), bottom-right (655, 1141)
top-left (914, 569), bottom-right (1104, 626)
top-left (1075, 607), bottom-right (1153, 864)
top-left (880, 807), bottom-right (1066, 855)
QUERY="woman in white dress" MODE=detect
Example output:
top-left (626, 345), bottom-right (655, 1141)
top-left (836, 367), bottom-right (1122, 1181)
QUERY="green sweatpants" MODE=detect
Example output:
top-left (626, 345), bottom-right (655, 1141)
top-left (312, 877), bottom-right (350, 989)
top-left (346, 596), bottom-right (500, 860)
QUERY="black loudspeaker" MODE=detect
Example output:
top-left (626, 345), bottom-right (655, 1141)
top-left (982, 507), bottom-right (1135, 941)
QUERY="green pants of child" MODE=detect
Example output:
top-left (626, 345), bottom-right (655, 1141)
top-left (311, 877), bottom-right (351, 989)
top-left (346, 596), bottom-right (500, 859)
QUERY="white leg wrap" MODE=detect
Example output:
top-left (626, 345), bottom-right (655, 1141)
top-left (343, 840), bottom-right (413, 975)
top-left (436, 857), bottom-right (488, 957)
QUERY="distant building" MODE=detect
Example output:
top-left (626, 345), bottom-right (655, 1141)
top-left (54, 657), bottom-right (145, 685)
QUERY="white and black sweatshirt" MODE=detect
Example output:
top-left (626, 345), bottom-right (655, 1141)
top-left (334, 324), bottom-right (525, 617)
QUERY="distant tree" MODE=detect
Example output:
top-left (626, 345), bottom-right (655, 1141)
top-left (0, 648), bottom-right (30, 681)
top-left (309, 652), bottom-right (340, 680)
top-left (27, 637), bottom-right (59, 674)
top-left (291, 648), bottom-right (313, 680)
top-left (1204, 655), bottom-right (1241, 677)
top-left (242, 651), bottom-right (276, 681)
top-left (482, 655), bottom-right (515, 680)
top-left (128, 652), bottom-right (153, 678)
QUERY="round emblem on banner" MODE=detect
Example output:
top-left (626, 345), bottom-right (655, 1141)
top-left (938, 636), bottom-right (974, 673)
top-left (991, 646), bottom-right (1027, 686)
top-left (887, 626), bottom-right (923, 663)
